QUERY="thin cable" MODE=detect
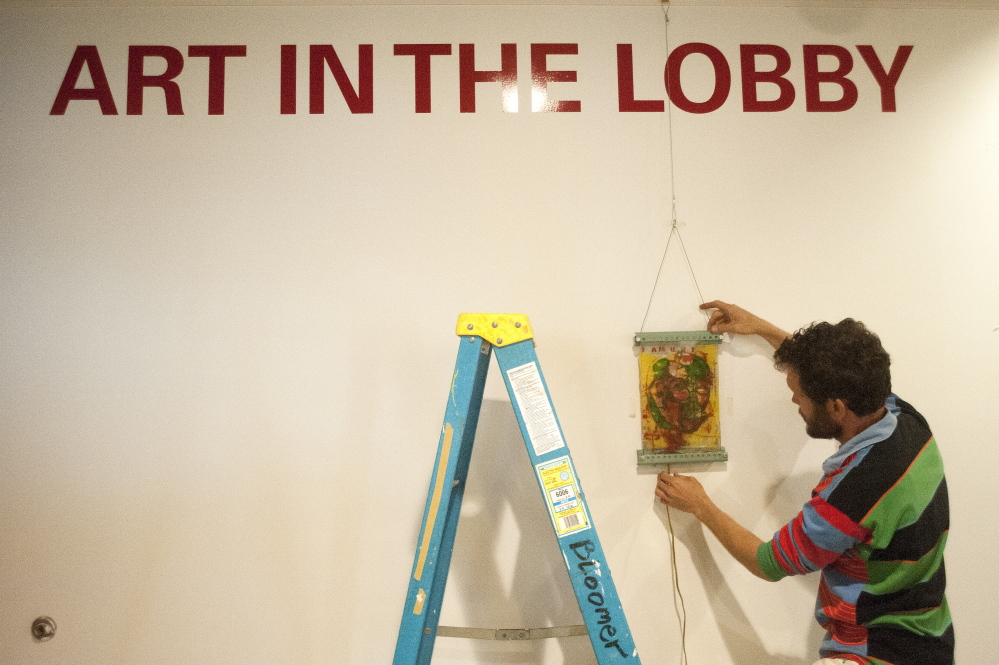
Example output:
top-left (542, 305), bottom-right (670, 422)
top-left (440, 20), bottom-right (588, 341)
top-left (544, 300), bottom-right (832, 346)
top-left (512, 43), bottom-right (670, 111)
top-left (674, 225), bottom-right (707, 309)
top-left (664, 464), bottom-right (690, 665)
top-left (640, 226), bottom-right (676, 332)
top-left (639, 0), bottom-right (677, 334)
top-left (656, 7), bottom-right (693, 665)
top-left (661, 1), bottom-right (678, 226)
top-left (640, 1), bottom-right (709, 332)
top-left (641, 223), bottom-right (709, 332)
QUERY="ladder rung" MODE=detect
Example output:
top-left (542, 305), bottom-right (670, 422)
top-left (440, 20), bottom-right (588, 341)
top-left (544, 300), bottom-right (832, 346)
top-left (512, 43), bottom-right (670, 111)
top-left (437, 625), bottom-right (588, 640)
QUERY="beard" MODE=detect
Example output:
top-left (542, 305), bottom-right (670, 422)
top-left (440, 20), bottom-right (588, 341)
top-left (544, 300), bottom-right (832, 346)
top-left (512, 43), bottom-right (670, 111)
top-left (804, 406), bottom-right (843, 440)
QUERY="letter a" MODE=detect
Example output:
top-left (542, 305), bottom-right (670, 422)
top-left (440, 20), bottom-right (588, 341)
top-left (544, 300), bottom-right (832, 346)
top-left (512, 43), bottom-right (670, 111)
top-left (50, 45), bottom-right (118, 115)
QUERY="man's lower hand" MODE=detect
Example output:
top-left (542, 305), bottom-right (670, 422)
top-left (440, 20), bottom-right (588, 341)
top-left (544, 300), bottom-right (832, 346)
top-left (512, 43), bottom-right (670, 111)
top-left (655, 471), bottom-right (711, 519)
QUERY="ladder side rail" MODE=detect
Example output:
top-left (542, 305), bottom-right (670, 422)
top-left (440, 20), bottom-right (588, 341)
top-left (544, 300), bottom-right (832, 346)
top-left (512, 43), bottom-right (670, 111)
top-left (494, 340), bottom-right (642, 663)
top-left (393, 337), bottom-right (493, 665)
top-left (411, 338), bottom-right (491, 665)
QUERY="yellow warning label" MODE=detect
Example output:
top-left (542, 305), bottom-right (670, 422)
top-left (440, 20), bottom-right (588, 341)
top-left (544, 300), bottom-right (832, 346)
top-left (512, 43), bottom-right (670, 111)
top-left (536, 456), bottom-right (590, 538)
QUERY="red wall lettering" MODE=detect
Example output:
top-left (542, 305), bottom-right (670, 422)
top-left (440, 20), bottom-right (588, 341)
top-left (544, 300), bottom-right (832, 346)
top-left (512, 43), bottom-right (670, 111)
top-left (665, 43), bottom-right (731, 114)
top-left (187, 45), bottom-right (246, 115)
top-left (49, 41), bottom-right (915, 117)
top-left (740, 44), bottom-right (795, 112)
top-left (617, 44), bottom-right (665, 112)
top-left (459, 43), bottom-right (517, 113)
top-left (280, 45), bottom-right (297, 114)
top-left (51, 45), bottom-right (118, 115)
top-left (803, 44), bottom-right (858, 112)
top-left (127, 45), bottom-right (185, 115)
top-left (394, 44), bottom-right (452, 113)
top-left (530, 43), bottom-right (580, 112)
top-left (856, 45), bottom-right (914, 112)
top-left (309, 44), bottom-right (374, 114)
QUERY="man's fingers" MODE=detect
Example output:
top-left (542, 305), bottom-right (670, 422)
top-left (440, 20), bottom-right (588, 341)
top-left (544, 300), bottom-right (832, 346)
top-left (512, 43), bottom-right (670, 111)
top-left (656, 474), bottom-right (677, 504)
top-left (701, 302), bottom-right (735, 333)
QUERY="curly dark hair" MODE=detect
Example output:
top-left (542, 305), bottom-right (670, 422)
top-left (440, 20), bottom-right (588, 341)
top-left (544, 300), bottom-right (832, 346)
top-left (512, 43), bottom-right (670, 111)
top-left (773, 319), bottom-right (891, 417)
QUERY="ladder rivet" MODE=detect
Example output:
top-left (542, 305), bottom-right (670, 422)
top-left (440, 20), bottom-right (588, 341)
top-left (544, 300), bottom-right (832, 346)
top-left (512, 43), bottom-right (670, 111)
top-left (424, 628), bottom-right (431, 634)
top-left (467, 324), bottom-right (474, 330)
top-left (467, 337), bottom-right (475, 343)
top-left (496, 338), bottom-right (503, 344)
top-left (515, 322), bottom-right (521, 328)
top-left (491, 321), bottom-right (498, 328)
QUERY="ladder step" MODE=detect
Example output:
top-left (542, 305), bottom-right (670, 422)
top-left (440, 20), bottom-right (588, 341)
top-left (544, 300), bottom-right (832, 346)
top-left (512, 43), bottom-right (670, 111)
top-left (437, 625), bottom-right (589, 640)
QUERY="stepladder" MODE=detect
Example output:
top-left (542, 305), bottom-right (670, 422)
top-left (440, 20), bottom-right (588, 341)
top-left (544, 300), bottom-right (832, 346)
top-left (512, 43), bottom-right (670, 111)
top-left (393, 313), bottom-right (642, 665)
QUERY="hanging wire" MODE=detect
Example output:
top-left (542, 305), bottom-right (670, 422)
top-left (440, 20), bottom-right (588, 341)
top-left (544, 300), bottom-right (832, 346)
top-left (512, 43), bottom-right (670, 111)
top-left (640, 222), bottom-right (708, 333)
top-left (664, 465), bottom-right (690, 665)
top-left (641, 223), bottom-right (677, 332)
top-left (646, 7), bottom-right (692, 665)
top-left (662, 1), bottom-right (679, 230)
top-left (640, 0), bottom-right (709, 334)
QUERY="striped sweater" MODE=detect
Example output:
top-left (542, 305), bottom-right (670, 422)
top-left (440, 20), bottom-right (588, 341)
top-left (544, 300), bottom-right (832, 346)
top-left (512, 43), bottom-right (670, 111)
top-left (757, 395), bottom-right (954, 665)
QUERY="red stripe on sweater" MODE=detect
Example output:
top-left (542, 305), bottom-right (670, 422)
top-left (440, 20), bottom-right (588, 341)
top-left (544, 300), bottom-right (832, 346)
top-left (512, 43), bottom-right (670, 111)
top-left (812, 453), bottom-right (856, 497)
top-left (812, 496), bottom-right (872, 542)
top-left (776, 522), bottom-right (810, 575)
top-left (818, 578), bottom-right (866, 646)
top-left (829, 549), bottom-right (869, 582)
top-left (789, 512), bottom-right (841, 569)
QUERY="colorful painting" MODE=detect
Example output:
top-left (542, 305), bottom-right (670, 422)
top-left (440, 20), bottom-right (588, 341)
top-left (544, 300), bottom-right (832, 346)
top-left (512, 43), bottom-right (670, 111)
top-left (638, 343), bottom-right (720, 452)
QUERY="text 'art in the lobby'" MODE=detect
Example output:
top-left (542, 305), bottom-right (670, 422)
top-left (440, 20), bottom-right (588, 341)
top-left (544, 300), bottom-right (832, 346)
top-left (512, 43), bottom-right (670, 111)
top-left (51, 42), bottom-right (912, 116)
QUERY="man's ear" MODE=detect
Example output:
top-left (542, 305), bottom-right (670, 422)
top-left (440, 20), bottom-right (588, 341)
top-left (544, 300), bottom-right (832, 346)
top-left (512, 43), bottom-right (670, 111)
top-left (826, 398), bottom-right (851, 424)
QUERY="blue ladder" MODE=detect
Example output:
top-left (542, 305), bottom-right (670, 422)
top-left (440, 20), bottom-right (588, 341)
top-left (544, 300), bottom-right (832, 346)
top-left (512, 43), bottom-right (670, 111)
top-left (393, 314), bottom-right (642, 664)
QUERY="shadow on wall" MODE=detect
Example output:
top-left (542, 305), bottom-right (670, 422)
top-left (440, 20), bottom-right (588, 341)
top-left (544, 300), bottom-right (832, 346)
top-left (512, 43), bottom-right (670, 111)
top-left (796, 5), bottom-right (868, 34)
top-left (656, 507), bottom-right (805, 665)
top-left (444, 397), bottom-right (596, 664)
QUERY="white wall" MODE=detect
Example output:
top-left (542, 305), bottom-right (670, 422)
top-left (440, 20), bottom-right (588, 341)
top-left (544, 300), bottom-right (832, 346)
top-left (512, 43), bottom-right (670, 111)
top-left (1, 3), bottom-right (996, 664)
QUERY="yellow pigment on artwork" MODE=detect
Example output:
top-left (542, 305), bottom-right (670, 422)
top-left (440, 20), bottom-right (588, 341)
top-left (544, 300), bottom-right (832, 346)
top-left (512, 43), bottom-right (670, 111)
top-left (638, 343), bottom-right (720, 452)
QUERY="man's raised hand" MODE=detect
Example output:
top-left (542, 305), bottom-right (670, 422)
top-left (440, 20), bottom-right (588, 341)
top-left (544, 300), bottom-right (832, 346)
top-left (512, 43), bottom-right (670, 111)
top-left (699, 301), bottom-right (791, 349)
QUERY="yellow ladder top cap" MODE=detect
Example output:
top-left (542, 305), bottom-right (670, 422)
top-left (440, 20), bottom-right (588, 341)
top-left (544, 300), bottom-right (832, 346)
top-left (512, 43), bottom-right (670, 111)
top-left (456, 313), bottom-right (533, 346)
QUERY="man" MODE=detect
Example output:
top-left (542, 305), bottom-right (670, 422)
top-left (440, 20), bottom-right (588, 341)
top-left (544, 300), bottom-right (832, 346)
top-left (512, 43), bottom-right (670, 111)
top-left (655, 301), bottom-right (953, 665)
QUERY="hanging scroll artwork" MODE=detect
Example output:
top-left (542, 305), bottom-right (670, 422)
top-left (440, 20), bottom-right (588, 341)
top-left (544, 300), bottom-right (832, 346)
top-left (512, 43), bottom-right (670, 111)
top-left (635, 331), bottom-right (727, 465)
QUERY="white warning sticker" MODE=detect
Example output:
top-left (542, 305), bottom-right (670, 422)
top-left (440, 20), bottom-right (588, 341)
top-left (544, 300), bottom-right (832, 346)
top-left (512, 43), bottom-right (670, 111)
top-left (536, 456), bottom-right (590, 537)
top-left (506, 361), bottom-right (566, 457)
